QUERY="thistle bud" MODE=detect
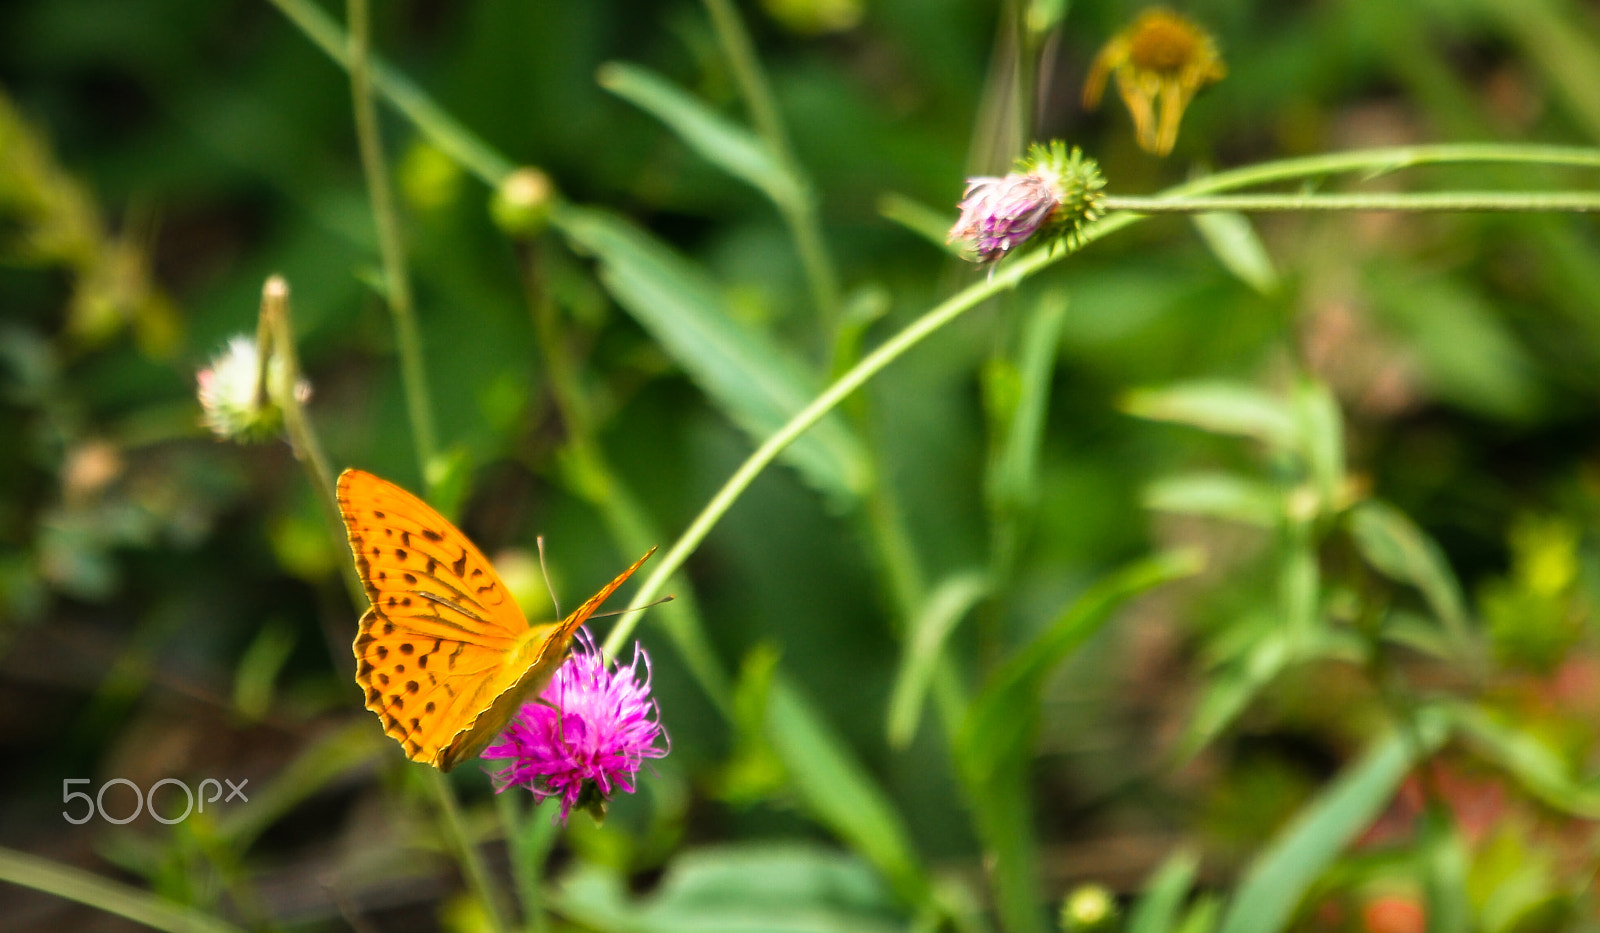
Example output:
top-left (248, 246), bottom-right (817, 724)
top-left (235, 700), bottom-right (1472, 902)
top-left (948, 142), bottom-right (1105, 264)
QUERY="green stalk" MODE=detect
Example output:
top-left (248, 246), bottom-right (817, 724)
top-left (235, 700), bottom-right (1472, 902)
top-left (494, 792), bottom-right (556, 933)
top-left (519, 241), bottom-right (732, 711)
top-left (699, 0), bottom-right (839, 324)
top-left (347, 0), bottom-right (438, 493)
top-left (263, 276), bottom-right (366, 610)
top-left (425, 771), bottom-right (510, 933)
top-left (0, 846), bottom-right (246, 933)
top-left (1102, 191), bottom-right (1600, 213)
top-left (606, 235), bottom-right (1078, 639)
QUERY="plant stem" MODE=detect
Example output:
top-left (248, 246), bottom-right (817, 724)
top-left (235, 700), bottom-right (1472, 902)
top-left (701, 0), bottom-right (790, 160)
top-left (263, 276), bottom-right (366, 609)
top-left (0, 846), bottom-right (247, 933)
top-left (494, 791), bottom-right (553, 933)
top-left (519, 242), bottom-right (732, 711)
top-left (700, 0), bottom-right (839, 324)
top-left (1102, 191), bottom-right (1600, 213)
top-left (608, 234), bottom-right (1078, 636)
top-left (348, 0), bottom-right (438, 493)
top-left (425, 770), bottom-right (510, 933)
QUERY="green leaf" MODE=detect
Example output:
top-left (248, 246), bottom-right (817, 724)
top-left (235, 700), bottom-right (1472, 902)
top-left (1174, 896), bottom-right (1222, 933)
top-left (989, 291), bottom-right (1069, 513)
top-left (1142, 472), bottom-right (1281, 527)
top-left (1127, 849), bottom-right (1200, 933)
top-left (1191, 212), bottom-right (1280, 295)
top-left (877, 192), bottom-right (963, 256)
top-left (1216, 713), bottom-right (1449, 933)
top-left (0, 846), bottom-right (246, 933)
top-left (1122, 382), bottom-right (1297, 450)
top-left (554, 205), bottom-right (869, 505)
top-left (1446, 701), bottom-right (1600, 818)
top-left (231, 619), bottom-right (295, 721)
top-left (886, 570), bottom-right (989, 749)
top-left (960, 550), bottom-right (1205, 784)
top-left (598, 62), bottom-right (805, 213)
top-left (1420, 809), bottom-right (1470, 933)
top-left (767, 677), bottom-right (932, 905)
top-left (1175, 628), bottom-right (1292, 763)
top-left (954, 552), bottom-right (1202, 933)
top-left (1290, 380), bottom-right (1344, 513)
top-left (1346, 501), bottom-right (1471, 647)
top-left (554, 843), bottom-right (908, 933)
top-left (718, 644), bottom-right (787, 803)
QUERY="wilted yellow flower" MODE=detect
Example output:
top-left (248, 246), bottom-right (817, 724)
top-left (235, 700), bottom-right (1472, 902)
top-left (1083, 8), bottom-right (1226, 156)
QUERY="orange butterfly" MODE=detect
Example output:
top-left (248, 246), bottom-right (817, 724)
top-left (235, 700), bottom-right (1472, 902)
top-left (336, 468), bottom-right (653, 771)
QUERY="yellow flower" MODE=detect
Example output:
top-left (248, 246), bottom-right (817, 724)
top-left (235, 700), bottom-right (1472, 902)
top-left (1083, 8), bottom-right (1226, 156)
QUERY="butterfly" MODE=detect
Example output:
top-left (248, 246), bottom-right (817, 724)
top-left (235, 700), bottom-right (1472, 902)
top-left (336, 468), bottom-right (654, 771)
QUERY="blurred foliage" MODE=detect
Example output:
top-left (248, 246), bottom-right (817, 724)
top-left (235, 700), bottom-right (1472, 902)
top-left (4, 0), bottom-right (1600, 932)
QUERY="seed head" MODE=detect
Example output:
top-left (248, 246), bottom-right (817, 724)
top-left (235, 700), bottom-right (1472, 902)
top-left (196, 335), bottom-right (309, 442)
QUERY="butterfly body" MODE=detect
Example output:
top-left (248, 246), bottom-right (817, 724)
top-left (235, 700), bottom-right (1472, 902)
top-left (336, 468), bottom-right (653, 771)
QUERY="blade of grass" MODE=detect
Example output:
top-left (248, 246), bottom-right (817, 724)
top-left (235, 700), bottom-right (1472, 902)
top-left (1127, 849), bottom-right (1201, 933)
top-left (597, 62), bottom-right (804, 213)
top-left (1122, 381), bottom-right (1298, 450)
top-left (768, 676), bottom-right (932, 906)
top-left (0, 846), bottom-right (245, 933)
top-left (1215, 712), bottom-right (1449, 933)
top-left (886, 570), bottom-right (990, 749)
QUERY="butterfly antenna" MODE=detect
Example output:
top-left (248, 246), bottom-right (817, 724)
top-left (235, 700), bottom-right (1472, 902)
top-left (536, 535), bottom-right (563, 619)
top-left (585, 594), bottom-right (675, 620)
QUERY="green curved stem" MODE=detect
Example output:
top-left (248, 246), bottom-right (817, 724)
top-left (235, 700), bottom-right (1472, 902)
top-left (425, 771), bottom-right (510, 933)
top-left (602, 238), bottom-right (1072, 646)
top-left (348, 0), bottom-right (439, 492)
top-left (1103, 191), bottom-right (1600, 213)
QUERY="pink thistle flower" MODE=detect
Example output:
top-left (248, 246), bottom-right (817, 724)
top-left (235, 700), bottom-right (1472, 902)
top-left (482, 629), bottom-right (667, 822)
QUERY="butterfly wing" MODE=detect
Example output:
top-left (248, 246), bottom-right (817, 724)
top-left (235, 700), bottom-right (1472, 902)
top-left (339, 469), bottom-right (533, 768)
top-left (338, 468), bottom-right (655, 772)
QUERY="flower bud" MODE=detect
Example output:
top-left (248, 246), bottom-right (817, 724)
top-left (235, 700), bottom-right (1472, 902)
top-left (491, 167), bottom-right (555, 237)
top-left (1060, 884), bottom-right (1119, 933)
top-left (948, 143), bottom-right (1105, 264)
